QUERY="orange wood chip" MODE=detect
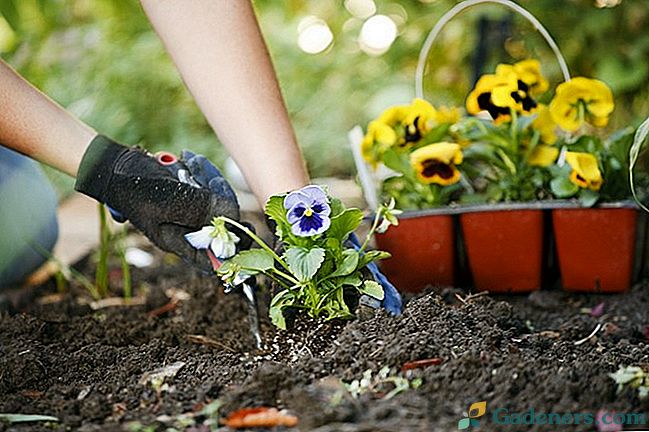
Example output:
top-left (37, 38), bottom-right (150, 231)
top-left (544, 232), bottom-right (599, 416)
top-left (401, 358), bottom-right (443, 371)
top-left (224, 407), bottom-right (298, 429)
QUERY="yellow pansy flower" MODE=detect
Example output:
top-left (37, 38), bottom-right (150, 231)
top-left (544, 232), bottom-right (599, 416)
top-left (492, 66), bottom-right (538, 114)
top-left (466, 66), bottom-right (539, 122)
top-left (361, 120), bottom-right (397, 167)
top-left (377, 105), bottom-right (408, 125)
top-left (549, 77), bottom-right (614, 132)
top-left (434, 106), bottom-right (461, 124)
top-left (410, 142), bottom-right (463, 185)
top-left (532, 104), bottom-right (558, 144)
top-left (528, 145), bottom-right (559, 167)
top-left (402, 98), bottom-right (438, 145)
top-left (564, 151), bottom-right (603, 191)
top-left (466, 72), bottom-right (518, 121)
top-left (512, 59), bottom-right (549, 95)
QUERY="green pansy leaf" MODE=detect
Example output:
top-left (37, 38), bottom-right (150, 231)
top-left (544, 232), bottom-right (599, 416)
top-left (549, 163), bottom-right (572, 177)
top-left (382, 148), bottom-right (411, 175)
top-left (360, 280), bottom-right (384, 300)
top-left (457, 418), bottom-right (471, 430)
top-left (264, 195), bottom-right (289, 229)
top-left (578, 189), bottom-right (600, 207)
top-left (339, 273), bottom-right (363, 287)
top-left (230, 249), bottom-right (275, 272)
top-left (550, 176), bottom-right (579, 198)
top-left (486, 183), bottom-right (504, 202)
top-left (269, 289), bottom-right (294, 330)
top-left (269, 307), bottom-right (286, 330)
top-left (328, 208), bottom-right (364, 241)
top-left (285, 247), bottom-right (326, 282)
top-left (336, 287), bottom-right (351, 315)
top-left (328, 249), bottom-right (360, 278)
top-left (329, 197), bottom-right (346, 218)
top-left (417, 123), bottom-right (450, 146)
top-left (358, 250), bottom-right (391, 268)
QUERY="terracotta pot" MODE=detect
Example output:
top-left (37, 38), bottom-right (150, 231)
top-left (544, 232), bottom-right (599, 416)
top-left (552, 208), bottom-right (638, 293)
top-left (460, 209), bottom-right (544, 293)
top-left (375, 214), bottom-right (455, 293)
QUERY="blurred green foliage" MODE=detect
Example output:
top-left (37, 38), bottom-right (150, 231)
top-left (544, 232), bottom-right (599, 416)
top-left (1, 0), bottom-right (648, 195)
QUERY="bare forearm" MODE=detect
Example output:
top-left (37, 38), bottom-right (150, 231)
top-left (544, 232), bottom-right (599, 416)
top-left (0, 60), bottom-right (96, 176)
top-left (140, 0), bottom-right (309, 203)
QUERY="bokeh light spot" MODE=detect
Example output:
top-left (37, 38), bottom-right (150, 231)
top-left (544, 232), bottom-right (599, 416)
top-left (297, 16), bottom-right (334, 54)
top-left (344, 0), bottom-right (377, 19)
top-left (359, 14), bottom-right (398, 56)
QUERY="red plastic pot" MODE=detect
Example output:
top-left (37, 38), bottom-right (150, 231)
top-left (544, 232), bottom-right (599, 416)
top-left (375, 214), bottom-right (455, 293)
top-left (552, 208), bottom-right (638, 293)
top-left (460, 209), bottom-right (544, 293)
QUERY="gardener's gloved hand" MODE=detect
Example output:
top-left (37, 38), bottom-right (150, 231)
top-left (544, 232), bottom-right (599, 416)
top-left (74, 134), bottom-right (241, 272)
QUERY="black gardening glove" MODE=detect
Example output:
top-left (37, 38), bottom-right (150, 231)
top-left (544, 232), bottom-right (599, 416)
top-left (75, 135), bottom-right (244, 273)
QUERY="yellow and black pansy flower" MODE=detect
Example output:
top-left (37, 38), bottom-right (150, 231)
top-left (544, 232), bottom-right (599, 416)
top-left (467, 61), bottom-right (546, 122)
top-left (466, 72), bottom-right (519, 121)
top-left (564, 151), bottom-right (603, 191)
top-left (494, 65), bottom-right (538, 113)
top-left (410, 142), bottom-right (463, 185)
top-left (506, 59), bottom-right (549, 96)
top-left (401, 98), bottom-right (438, 146)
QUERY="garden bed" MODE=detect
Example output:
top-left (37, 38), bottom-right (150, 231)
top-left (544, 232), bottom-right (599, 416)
top-left (1, 242), bottom-right (648, 431)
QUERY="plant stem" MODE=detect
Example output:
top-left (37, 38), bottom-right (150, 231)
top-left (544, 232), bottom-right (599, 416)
top-left (315, 284), bottom-right (342, 310)
top-left (496, 148), bottom-right (517, 175)
top-left (96, 204), bottom-right (110, 298)
top-left (117, 244), bottom-right (132, 299)
top-left (359, 208), bottom-right (382, 253)
top-left (270, 268), bottom-right (300, 286)
top-left (217, 216), bottom-right (292, 273)
top-left (309, 282), bottom-right (319, 313)
top-left (429, 184), bottom-right (440, 206)
top-left (510, 108), bottom-right (518, 146)
top-left (265, 272), bottom-right (293, 290)
top-left (54, 270), bottom-right (66, 294)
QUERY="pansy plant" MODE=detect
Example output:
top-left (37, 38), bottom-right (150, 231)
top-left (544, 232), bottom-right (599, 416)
top-left (362, 98), bottom-right (465, 210)
top-left (459, 59), bottom-right (639, 206)
top-left (186, 185), bottom-right (400, 329)
top-left (361, 58), bottom-right (643, 208)
top-left (543, 77), bottom-right (636, 206)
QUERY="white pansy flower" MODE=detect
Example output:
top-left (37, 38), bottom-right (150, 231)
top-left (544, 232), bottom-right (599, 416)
top-left (185, 218), bottom-right (240, 259)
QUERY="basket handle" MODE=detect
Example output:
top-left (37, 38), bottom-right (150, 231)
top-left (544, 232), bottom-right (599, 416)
top-left (415, 0), bottom-right (571, 99)
top-left (630, 116), bottom-right (649, 213)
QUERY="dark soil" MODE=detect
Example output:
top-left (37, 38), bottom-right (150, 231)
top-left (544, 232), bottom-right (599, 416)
top-left (1, 244), bottom-right (649, 431)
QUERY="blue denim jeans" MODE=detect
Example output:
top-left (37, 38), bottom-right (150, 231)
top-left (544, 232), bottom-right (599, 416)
top-left (0, 146), bottom-right (59, 288)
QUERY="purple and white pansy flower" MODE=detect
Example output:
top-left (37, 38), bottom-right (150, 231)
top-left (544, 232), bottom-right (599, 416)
top-left (284, 185), bottom-right (331, 237)
top-left (185, 218), bottom-right (240, 259)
